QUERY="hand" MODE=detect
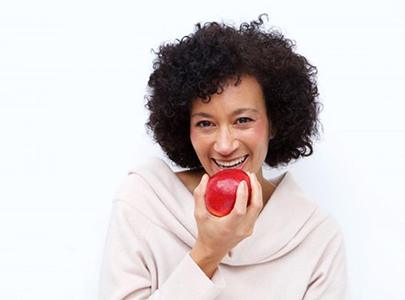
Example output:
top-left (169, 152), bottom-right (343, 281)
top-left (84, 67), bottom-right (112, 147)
top-left (192, 171), bottom-right (264, 260)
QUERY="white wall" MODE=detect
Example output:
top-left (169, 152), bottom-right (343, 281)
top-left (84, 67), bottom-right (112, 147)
top-left (1, 0), bottom-right (404, 299)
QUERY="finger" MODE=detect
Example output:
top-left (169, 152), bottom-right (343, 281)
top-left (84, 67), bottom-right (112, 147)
top-left (193, 173), bottom-right (210, 215)
top-left (230, 180), bottom-right (249, 217)
top-left (246, 172), bottom-right (264, 220)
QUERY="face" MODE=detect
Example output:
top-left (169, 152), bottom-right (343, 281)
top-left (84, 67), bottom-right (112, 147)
top-left (190, 75), bottom-right (274, 183)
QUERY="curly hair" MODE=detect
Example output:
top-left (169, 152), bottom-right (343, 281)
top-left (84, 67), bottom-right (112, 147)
top-left (145, 14), bottom-right (323, 169)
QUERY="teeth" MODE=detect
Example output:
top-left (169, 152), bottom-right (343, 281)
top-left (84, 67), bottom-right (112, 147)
top-left (217, 157), bottom-right (244, 166)
top-left (214, 155), bottom-right (247, 168)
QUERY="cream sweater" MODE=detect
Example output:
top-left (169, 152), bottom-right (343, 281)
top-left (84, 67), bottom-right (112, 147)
top-left (99, 157), bottom-right (347, 299)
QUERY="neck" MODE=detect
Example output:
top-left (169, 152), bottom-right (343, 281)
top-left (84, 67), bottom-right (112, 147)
top-left (256, 168), bottom-right (276, 210)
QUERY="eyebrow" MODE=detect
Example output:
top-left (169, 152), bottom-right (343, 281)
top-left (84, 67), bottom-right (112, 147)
top-left (191, 108), bottom-right (259, 118)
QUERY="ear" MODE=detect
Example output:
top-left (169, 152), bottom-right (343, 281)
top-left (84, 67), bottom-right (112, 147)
top-left (268, 120), bottom-right (276, 140)
top-left (269, 128), bottom-right (277, 140)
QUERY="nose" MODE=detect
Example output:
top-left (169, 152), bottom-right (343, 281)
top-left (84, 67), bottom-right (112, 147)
top-left (213, 127), bottom-right (239, 156)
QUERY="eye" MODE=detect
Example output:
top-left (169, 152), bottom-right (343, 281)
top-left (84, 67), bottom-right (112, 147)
top-left (236, 117), bottom-right (253, 124)
top-left (196, 120), bottom-right (213, 128)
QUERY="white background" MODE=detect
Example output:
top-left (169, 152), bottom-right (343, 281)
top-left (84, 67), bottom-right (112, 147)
top-left (1, 0), bottom-right (404, 299)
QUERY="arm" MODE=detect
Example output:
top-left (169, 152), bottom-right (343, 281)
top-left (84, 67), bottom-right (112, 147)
top-left (303, 230), bottom-right (348, 300)
top-left (98, 199), bottom-right (225, 300)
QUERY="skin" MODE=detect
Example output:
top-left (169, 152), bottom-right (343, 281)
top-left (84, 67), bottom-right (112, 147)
top-left (175, 74), bottom-right (278, 279)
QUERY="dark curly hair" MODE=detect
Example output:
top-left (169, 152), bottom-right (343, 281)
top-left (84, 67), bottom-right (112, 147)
top-left (145, 14), bottom-right (323, 169)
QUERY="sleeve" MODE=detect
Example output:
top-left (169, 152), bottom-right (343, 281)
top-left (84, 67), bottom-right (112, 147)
top-left (98, 199), bottom-right (226, 300)
top-left (302, 229), bottom-right (349, 300)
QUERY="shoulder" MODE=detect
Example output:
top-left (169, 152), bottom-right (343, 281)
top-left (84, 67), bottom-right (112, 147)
top-left (112, 157), bottom-right (172, 205)
top-left (301, 207), bottom-right (346, 260)
top-left (278, 171), bottom-right (345, 246)
top-left (112, 170), bottom-right (154, 213)
top-left (313, 211), bottom-right (344, 242)
top-left (111, 157), bottom-right (183, 227)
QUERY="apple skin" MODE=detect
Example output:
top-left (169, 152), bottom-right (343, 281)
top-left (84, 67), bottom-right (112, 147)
top-left (205, 169), bottom-right (252, 217)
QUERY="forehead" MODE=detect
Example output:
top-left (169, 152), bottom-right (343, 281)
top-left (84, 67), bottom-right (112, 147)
top-left (190, 75), bottom-right (266, 114)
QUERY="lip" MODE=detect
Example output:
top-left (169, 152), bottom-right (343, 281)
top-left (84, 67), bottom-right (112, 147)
top-left (211, 155), bottom-right (249, 173)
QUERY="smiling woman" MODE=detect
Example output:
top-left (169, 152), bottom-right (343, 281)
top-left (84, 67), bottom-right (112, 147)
top-left (99, 14), bottom-right (348, 300)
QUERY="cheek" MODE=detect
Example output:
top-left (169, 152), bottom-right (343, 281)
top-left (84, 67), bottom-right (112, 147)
top-left (189, 129), bottom-right (206, 154)
top-left (253, 125), bottom-right (267, 139)
top-left (189, 131), bottom-right (198, 151)
top-left (244, 122), bottom-right (269, 142)
top-left (189, 125), bottom-right (198, 141)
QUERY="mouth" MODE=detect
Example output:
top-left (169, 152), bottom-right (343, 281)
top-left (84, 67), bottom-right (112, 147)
top-left (212, 155), bottom-right (249, 169)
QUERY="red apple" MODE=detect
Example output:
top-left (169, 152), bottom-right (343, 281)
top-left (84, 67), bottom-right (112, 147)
top-left (205, 169), bottom-right (252, 217)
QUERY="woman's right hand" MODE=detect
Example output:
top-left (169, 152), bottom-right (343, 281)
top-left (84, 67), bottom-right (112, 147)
top-left (192, 171), bottom-right (264, 261)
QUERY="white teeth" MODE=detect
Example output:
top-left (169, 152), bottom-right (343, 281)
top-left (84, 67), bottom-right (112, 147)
top-left (214, 155), bottom-right (247, 168)
top-left (218, 157), bottom-right (244, 166)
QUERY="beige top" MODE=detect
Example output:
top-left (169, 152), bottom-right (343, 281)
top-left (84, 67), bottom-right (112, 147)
top-left (99, 157), bottom-right (348, 299)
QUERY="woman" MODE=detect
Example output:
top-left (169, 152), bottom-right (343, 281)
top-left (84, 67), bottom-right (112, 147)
top-left (99, 15), bottom-right (348, 299)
